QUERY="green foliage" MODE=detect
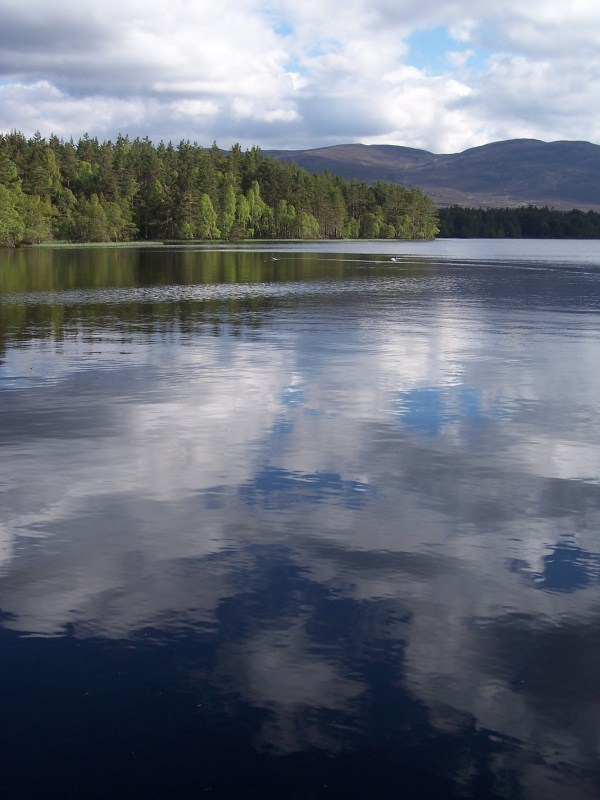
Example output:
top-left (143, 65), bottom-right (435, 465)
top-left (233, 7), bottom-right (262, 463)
top-left (102, 196), bottom-right (138, 242)
top-left (438, 205), bottom-right (600, 238)
top-left (0, 184), bottom-right (25, 246)
top-left (274, 199), bottom-right (296, 238)
top-left (298, 211), bottom-right (320, 239)
top-left (70, 194), bottom-right (110, 242)
top-left (195, 194), bottom-right (220, 239)
top-left (20, 194), bottom-right (54, 244)
top-left (0, 131), bottom-right (440, 246)
top-left (218, 182), bottom-right (237, 239)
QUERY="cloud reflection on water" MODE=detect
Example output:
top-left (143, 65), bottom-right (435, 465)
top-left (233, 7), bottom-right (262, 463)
top-left (1, 246), bottom-right (600, 798)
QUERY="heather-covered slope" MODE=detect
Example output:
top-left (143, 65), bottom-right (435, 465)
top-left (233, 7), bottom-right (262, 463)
top-left (267, 139), bottom-right (600, 210)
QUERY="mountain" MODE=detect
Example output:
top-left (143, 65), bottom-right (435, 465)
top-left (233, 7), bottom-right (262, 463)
top-left (265, 139), bottom-right (600, 210)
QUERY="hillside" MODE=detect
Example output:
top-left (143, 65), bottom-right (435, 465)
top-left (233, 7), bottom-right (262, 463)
top-left (266, 139), bottom-right (600, 210)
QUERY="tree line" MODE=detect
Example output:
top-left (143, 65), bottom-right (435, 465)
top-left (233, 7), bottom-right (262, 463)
top-left (0, 132), bottom-right (439, 247)
top-left (438, 205), bottom-right (600, 238)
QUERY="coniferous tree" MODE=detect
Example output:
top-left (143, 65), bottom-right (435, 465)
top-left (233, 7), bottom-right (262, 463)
top-left (0, 131), bottom-right (443, 245)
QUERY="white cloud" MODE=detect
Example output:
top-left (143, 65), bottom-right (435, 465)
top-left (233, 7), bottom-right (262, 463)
top-left (171, 98), bottom-right (220, 118)
top-left (0, 0), bottom-right (599, 150)
top-left (446, 49), bottom-right (475, 68)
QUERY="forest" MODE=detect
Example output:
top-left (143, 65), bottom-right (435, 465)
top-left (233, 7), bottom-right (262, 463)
top-left (438, 205), bottom-right (600, 238)
top-left (0, 132), bottom-right (439, 246)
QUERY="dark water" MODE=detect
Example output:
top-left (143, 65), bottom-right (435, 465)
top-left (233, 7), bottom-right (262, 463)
top-left (1, 241), bottom-right (600, 799)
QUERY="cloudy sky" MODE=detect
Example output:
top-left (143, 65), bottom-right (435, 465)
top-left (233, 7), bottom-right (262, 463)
top-left (1, 0), bottom-right (599, 153)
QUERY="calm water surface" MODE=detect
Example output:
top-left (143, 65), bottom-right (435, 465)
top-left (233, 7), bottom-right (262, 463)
top-left (1, 240), bottom-right (600, 799)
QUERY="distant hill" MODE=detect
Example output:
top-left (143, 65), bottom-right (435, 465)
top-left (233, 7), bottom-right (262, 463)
top-left (265, 139), bottom-right (600, 210)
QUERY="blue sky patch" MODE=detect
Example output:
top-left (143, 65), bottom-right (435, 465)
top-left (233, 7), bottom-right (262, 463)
top-left (274, 20), bottom-right (294, 37)
top-left (259, 5), bottom-right (294, 38)
top-left (406, 26), bottom-right (488, 75)
top-left (284, 58), bottom-right (307, 75)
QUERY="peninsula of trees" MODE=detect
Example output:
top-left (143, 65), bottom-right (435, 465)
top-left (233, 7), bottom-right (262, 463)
top-left (438, 205), bottom-right (600, 238)
top-left (0, 132), bottom-right (439, 247)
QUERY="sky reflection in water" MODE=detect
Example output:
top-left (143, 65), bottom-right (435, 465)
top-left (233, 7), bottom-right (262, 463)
top-left (1, 243), bottom-right (600, 799)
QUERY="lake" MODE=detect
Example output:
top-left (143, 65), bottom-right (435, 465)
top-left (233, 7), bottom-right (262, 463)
top-left (1, 240), bottom-right (599, 799)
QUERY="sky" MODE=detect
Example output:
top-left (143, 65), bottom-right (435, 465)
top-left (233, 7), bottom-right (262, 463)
top-left (1, 0), bottom-right (599, 153)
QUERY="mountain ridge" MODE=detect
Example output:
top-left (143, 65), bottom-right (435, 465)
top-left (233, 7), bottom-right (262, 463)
top-left (265, 139), bottom-right (600, 210)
